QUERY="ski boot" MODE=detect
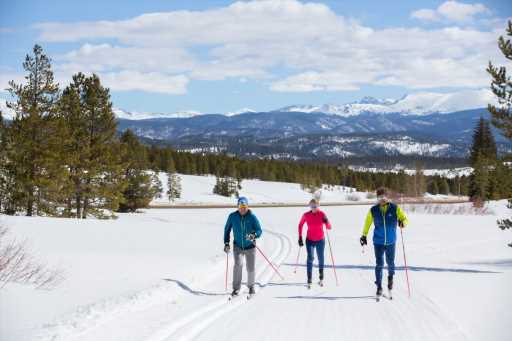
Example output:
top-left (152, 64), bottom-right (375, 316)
top-left (247, 286), bottom-right (256, 299)
top-left (318, 269), bottom-right (324, 287)
top-left (387, 276), bottom-right (393, 299)
top-left (376, 286), bottom-right (383, 301)
top-left (307, 280), bottom-right (312, 290)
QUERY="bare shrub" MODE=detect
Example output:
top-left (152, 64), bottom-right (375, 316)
top-left (0, 225), bottom-right (63, 290)
top-left (402, 203), bottom-right (493, 216)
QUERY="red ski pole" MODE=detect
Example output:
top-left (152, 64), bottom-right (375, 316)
top-left (225, 252), bottom-right (229, 292)
top-left (255, 245), bottom-right (285, 280)
top-left (293, 247), bottom-right (302, 274)
top-left (400, 227), bottom-right (411, 298)
top-left (326, 229), bottom-right (339, 286)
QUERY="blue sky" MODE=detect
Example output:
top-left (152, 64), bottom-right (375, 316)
top-left (1, 0), bottom-right (511, 114)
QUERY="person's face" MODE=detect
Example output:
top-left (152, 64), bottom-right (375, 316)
top-left (309, 204), bottom-right (318, 212)
top-left (377, 195), bottom-right (388, 206)
top-left (238, 205), bottom-right (248, 215)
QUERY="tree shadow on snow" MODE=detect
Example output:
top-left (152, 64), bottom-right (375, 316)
top-left (162, 278), bottom-right (228, 296)
top-left (283, 263), bottom-right (501, 274)
top-left (462, 258), bottom-right (512, 269)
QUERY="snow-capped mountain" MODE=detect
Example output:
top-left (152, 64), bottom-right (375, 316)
top-left (277, 88), bottom-right (494, 117)
top-left (226, 108), bottom-right (256, 116)
top-left (112, 108), bottom-right (204, 120)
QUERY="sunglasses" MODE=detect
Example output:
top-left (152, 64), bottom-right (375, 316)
top-left (377, 195), bottom-right (388, 202)
top-left (309, 204), bottom-right (318, 209)
top-left (238, 204), bottom-right (248, 208)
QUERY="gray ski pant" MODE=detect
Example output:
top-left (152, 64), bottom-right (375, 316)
top-left (233, 245), bottom-right (256, 290)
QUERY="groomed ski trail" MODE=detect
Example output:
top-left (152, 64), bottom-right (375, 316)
top-left (144, 228), bottom-right (292, 341)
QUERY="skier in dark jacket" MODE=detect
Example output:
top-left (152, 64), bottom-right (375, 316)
top-left (360, 188), bottom-right (409, 298)
top-left (224, 197), bottom-right (263, 297)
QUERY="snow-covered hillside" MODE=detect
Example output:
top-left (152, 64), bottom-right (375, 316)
top-left (152, 173), bottom-right (362, 206)
top-left (1, 201), bottom-right (510, 341)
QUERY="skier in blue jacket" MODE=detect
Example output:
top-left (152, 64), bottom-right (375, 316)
top-left (360, 187), bottom-right (409, 299)
top-left (224, 197), bottom-right (263, 297)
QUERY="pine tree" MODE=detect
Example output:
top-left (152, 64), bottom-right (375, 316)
top-left (488, 20), bottom-right (512, 237)
top-left (5, 44), bottom-right (66, 216)
top-left (58, 73), bottom-right (126, 218)
top-left (439, 178), bottom-right (450, 195)
top-left (213, 176), bottom-right (239, 197)
top-left (469, 117), bottom-right (497, 165)
top-left (117, 130), bottom-right (161, 212)
top-left (468, 118), bottom-right (497, 202)
top-left (167, 172), bottom-right (182, 202)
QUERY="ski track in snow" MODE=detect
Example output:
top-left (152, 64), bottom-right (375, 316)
top-left (145, 228), bottom-right (292, 341)
top-left (33, 228), bottom-right (291, 341)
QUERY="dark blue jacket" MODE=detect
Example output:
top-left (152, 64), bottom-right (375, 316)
top-left (371, 203), bottom-right (398, 245)
top-left (224, 210), bottom-right (263, 250)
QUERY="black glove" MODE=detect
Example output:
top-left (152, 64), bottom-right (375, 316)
top-left (398, 220), bottom-right (404, 228)
top-left (246, 233), bottom-right (256, 242)
top-left (360, 235), bottom-right (367, 246)
top-left (224, 243), bottom-right (230, 253)
top-left (298, 236), bottom-right (304, 247)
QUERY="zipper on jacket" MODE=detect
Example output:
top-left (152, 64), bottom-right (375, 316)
top-left (382, 206), bottom-right (387, 245)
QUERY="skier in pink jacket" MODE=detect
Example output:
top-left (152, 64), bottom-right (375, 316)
top-left (298, 198), bottom-right (332, 288)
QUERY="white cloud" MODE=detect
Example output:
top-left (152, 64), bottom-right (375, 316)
top-left (411, 1), bottom-right (490, 23)
top-left (3, 0), bottom-right (504, 94)
top-left (411, 9), bottom-right (439, 21)
top-left (100, 71), bottom-right (189, 94)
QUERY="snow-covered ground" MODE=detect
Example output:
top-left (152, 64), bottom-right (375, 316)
top-left (1, 200), bottom-right (511, 341)
top-left (152, 173), bottom-right (466, 207)
top-left (152, 173), bottom-right (366, 206)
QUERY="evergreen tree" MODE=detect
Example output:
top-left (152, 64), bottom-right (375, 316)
top-left (213, 176), bottom-right (239, 197)
top-left (439, 178), bottom-right (450, 195)
top-left (117, 130), bottom-right (161, 212)
top-left (487, 20), bottom-right (512, 140)
top-left (468, 118), bottom-right (497, 201)
top-left (167, 172), bottom-right (182, 202)
top-left (6, 44), bottom-right (65, 216)
top-left (488, 20), bottom-right (512, 237)
top-left (58, 73), bottom-right (125, 218)
top-left (469, 117), bottom-right (497, 165)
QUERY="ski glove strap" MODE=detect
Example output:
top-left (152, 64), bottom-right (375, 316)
top-left (360, 235), bottom-right (367, 246)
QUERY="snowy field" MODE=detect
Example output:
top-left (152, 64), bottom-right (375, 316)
top-left (1, 202), bottom-right (511, 341)
top-left (151, 173), bottom-right (462, 206)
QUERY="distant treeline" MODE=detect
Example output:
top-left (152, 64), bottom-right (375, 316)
top-left (144, 144), bottom-right (470, 197)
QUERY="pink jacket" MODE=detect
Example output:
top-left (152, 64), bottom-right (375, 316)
top-left (298, 209), bottom-right (332, 241)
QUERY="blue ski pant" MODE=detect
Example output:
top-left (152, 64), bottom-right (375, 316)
top-left (306, 238), bottom-right (325, 282)
top-left (374, 243), bottom-right (396, 288)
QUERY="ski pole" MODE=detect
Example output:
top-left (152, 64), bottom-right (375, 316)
top-left (293, 247), bottom-right (302, 274)
top-left (326, 229), bottom-right (339, 286)
top-left (400, 227), bottom-right (411, 298)
top-left (225, 252), bottom-right (229, 292)
top-left (255, 245), bottom-right (285, 280)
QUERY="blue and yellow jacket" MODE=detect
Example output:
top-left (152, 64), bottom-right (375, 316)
top-left (224, 210), bottom-right (263, 250)
top-left (362, 203), bottom-right (409, 245)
